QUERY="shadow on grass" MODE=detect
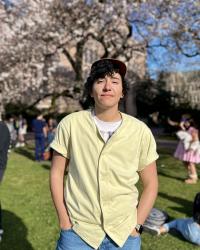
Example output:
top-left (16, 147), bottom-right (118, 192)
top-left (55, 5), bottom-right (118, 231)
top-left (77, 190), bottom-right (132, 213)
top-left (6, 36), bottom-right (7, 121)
top-left (158, 171), bottom-right (185, 182)
top-left (157, 148), bottom-right (175, 156)
top-left (41, 162), bottom-right (51, 171)
top-left (159, 192), bottom-right (193, 217)
top-left (1, 210), bottom-right (34, 250)
top-left (14, 147), bottom-right (35, 161)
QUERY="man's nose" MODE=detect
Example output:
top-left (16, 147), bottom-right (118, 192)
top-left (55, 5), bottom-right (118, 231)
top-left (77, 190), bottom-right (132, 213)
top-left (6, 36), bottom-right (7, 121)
top-left (103, 79), bottom-right (112, 91)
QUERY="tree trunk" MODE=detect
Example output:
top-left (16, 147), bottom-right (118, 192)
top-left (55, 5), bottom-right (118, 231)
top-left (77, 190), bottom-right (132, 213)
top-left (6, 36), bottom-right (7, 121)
top-left (124, 84), bottom-right (137, 117)
top-left (75, 41), bottom-right (85, 81)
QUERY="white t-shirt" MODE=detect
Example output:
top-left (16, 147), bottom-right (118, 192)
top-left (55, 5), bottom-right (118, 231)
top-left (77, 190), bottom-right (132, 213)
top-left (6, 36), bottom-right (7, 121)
top-left (92, 112), bottom-right (122, 142)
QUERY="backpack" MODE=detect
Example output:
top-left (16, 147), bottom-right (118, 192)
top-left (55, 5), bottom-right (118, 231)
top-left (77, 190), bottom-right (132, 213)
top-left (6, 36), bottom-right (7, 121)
top-left (143, 208), bottom-right (169, 229)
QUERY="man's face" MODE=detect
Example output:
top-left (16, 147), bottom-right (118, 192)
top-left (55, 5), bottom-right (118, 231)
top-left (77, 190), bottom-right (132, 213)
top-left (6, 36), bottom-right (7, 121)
top-left (91, 72), bottom-right (123, 110)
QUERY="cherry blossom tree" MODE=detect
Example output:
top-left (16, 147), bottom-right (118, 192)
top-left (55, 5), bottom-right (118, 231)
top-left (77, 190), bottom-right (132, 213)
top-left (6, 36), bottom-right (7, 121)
top-left (0, 0), bottom-right (199, 117)
top-left (0, 0), bottom-right (143, 115)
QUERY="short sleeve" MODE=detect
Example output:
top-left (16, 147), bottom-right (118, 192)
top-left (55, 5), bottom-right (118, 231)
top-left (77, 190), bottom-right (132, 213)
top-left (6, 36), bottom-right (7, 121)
top-left (50, 120), bottom-right (70, 159)
top-left (138, 125), bottom-right (159, 171)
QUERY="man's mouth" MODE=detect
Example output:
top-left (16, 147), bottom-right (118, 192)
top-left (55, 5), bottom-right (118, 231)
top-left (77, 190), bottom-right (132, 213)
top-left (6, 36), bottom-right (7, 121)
top-left (101, 94), bottom-right (113, 97)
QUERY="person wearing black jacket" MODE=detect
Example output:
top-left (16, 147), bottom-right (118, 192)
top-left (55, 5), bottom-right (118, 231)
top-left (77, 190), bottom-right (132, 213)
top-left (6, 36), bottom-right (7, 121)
top-left (0, 120), bottom-right (10, 241)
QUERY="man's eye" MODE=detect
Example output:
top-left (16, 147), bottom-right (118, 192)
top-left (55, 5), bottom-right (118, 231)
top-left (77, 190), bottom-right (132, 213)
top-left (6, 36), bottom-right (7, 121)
top-left (97, 79), bottom-right (104, 83)
top-left (112, 81), bottom-right (118, 84)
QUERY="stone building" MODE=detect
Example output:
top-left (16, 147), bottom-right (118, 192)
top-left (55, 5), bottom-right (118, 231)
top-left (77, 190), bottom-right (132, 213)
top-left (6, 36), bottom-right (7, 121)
top-left (164, 71), bottom-right (200, 108)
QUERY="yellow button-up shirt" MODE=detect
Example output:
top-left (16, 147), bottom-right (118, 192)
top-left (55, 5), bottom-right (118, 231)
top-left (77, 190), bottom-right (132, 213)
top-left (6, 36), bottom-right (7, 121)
top-left (50, 110), bottom-right (158, 249)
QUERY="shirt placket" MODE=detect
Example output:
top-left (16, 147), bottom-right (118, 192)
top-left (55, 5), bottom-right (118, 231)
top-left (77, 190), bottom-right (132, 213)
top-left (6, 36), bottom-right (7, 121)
top-left (97, 133), bottom-right (119, 231)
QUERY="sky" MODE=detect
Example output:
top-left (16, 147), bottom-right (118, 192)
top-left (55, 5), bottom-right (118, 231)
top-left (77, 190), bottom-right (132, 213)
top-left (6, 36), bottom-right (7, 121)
top-left (131, 1), bottom-right (200, 79)
top-left (147, 47), bottom-right (200, 79)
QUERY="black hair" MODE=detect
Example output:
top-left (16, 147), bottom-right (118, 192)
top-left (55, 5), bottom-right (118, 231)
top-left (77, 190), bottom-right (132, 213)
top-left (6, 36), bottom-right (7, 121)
top-left (193, 192), bottom-right (200, 224)
top-left (184, 118), bottom-right (199, 131)
top-left (82, 59), bottom-right (129, 107)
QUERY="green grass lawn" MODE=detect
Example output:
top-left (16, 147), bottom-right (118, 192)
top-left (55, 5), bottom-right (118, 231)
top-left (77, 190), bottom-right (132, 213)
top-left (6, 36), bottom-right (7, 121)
top-left (0, 145), bottom-right (200, 250)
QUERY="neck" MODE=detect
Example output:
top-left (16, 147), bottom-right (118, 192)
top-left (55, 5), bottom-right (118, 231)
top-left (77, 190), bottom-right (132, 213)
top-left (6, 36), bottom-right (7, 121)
top-left (94, 106), bottom-right (121, 122)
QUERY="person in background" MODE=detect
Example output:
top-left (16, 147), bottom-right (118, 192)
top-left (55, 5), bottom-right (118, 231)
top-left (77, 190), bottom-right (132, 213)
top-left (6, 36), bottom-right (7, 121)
top-left (43, 118), bottom-right (57, 161)
top-left (32, 114), bottom-right (47, 161)
top-left (5, 117), bottom-right (17, 149)
top-left (174, 118), bottom-right (200, 184)
top-left (150, 192), bottom-right (200, 246)
top-left (47, 118), bottom-right (57, 146)
top-left (50, 58), bottom-right (158, 250)
top-left (0, 117), bottom-right (10, 241)
top-left (16, 115), bottom-right (27, 147)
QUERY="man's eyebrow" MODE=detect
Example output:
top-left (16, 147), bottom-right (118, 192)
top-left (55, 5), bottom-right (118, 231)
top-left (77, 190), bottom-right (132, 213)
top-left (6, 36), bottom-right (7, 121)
top-left (111, 76), bottom-right (120, 80)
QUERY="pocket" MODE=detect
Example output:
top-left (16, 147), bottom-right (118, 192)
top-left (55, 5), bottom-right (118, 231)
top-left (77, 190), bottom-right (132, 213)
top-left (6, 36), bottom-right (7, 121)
top-left (125, 235), bottom-right (141, 250)
top-left (57, 228), bottom-right (74, 248)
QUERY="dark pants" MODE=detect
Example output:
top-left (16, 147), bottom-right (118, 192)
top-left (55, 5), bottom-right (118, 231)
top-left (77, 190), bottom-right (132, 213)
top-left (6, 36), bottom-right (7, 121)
top-left (35, 134), bottom-right (45, 161)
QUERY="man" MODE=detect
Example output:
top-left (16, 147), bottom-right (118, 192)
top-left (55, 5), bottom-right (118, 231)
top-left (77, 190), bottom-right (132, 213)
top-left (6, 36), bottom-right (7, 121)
top-left (0, 118), bottom-right (10, 241)
top-left (32, 114), bottom-right (47, 161)
top-left (50, 58), bottom-right (159, 250)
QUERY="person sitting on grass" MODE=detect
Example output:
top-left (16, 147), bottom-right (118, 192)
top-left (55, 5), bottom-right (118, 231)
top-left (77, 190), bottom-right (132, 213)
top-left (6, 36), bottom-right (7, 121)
top-left (152, 192), bottom-right (200, 246)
